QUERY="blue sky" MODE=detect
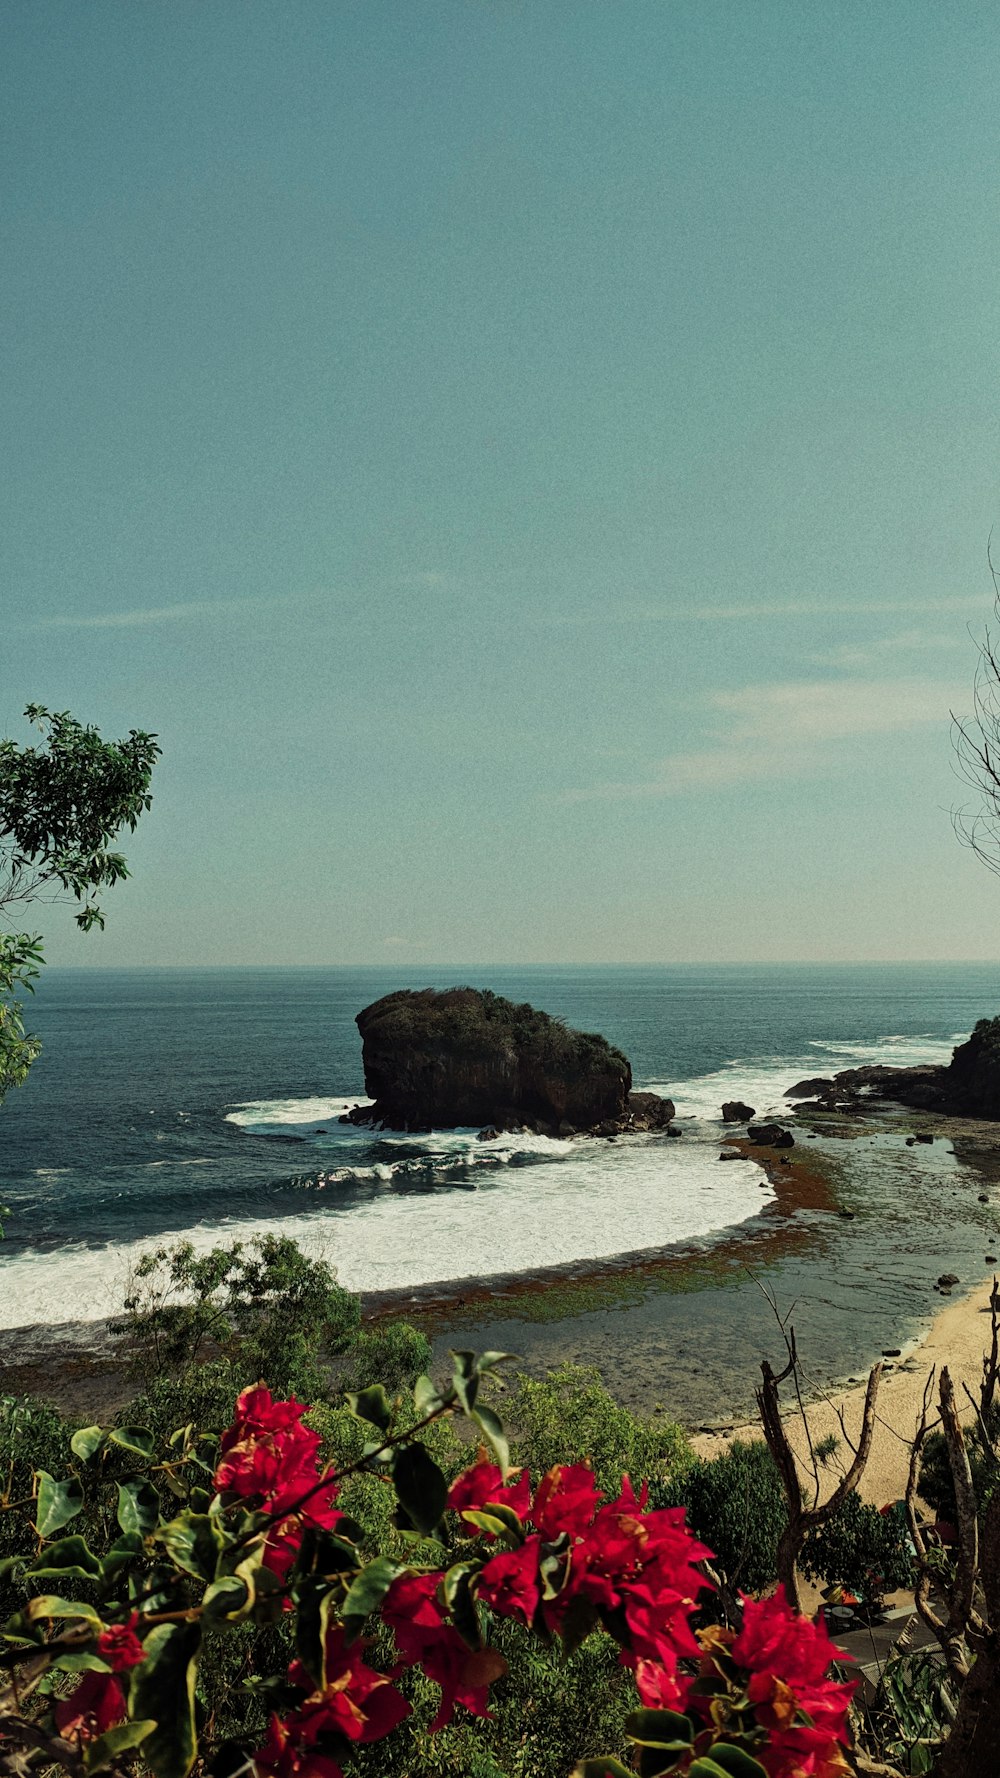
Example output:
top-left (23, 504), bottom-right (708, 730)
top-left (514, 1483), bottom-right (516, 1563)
top-left (4, 2), bottom-right (1000, 964)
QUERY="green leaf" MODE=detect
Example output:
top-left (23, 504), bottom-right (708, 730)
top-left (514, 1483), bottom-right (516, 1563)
top-left (294, 1584), bottom-right (335, 1689)
top-left (690, 1750), bottom-right (768, 1778)
top-left (476, 1350), bottom-right (516, 1372)
top-left (156, 1511), bottom-right (226, 1581)
top-left (461, 1506), bottom-right (524, 1546)
top-left (52, 1651), bottom-right (112, 1673)
top-left (34, 1470), bottom-right (85, 1539)
top-left (117, 1477), bottom-right (160, 1536)
top-left (393, 1442), bottom-right (448, 1537)
top-left (26, 1595), bottom-right (103, 1628)
top-left (413, 1373), bottom-right (444, 1414)
top-left (70, 1425), bottom-right (106, 1462)
top-left (201, 1576), bottom-right (251, 1628)
top-left (83, 1719), bottom-right (156, 1774)
top-left (100, 1532), bottom-right (145, 1585)
top-left (572, 1762), bottom-right (635, 1778)
top-left (109, 1426), bottom-right (156, 1461)
top-left (26, 1534), bottom-right (102, 1582)
top-left (451, 1349), bottom-right (479, 1414)
top-left (471, 1404), bottom-right (509, 1476)
top-left (625, 1708), bottom-right (695, 1749)
top-left (129, 1622), bottom-right (200, 1778)
top-left (341, 1555), bottom-right (404, 1640)
top-left (443, 1561), bottom-right (481, 1650)
top-left (345, 1384), bottom-right (393, 1432)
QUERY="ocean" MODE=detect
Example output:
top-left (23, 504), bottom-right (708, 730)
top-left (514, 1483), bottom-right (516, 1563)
top-left (3, 963), bottom-right (1000, 1419)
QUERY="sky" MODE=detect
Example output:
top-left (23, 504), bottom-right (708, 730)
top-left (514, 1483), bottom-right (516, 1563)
top-left (4, 1), bottom-right (1000, 966)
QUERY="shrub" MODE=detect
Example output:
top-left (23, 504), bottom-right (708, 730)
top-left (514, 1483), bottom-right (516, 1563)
top-left (802, 1491), bottom-right (913, 1604)
top-left (335, 1321), bottom-right (432, 1394)
top-left (110, 1233), bottom-right (361, 1397)
top-left (668, 1438), bottom-right (785, 1594)
top-left (501, 1364), bottom-right (693, 1499)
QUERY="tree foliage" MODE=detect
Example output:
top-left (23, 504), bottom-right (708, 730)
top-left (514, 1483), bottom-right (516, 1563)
top-left (0, 704), bottom-right (159, 1105)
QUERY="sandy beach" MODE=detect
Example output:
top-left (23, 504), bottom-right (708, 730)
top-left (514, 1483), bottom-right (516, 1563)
top-left (692, 1271), bottom-right (999, 1504)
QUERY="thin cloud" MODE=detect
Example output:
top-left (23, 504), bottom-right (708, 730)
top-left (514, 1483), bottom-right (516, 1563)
top-left (535, 596), bottom-right (979, 628)
top-left (34, 599), bottom-right (270, 630)
top-left (561, 675), bottom-right (958, 803)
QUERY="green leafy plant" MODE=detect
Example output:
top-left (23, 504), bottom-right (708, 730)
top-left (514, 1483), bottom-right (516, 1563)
top-left (666, 1439), bottom-right (785, 1596)
top-left (0, 705), bottom-right (159, 1105)
top-left (801, 1490), bottom-right (913, 1605)
top-left (109, 1235), bottom-right (361, 1397)
top-left (0, 1355), bottom-right (855, 1778)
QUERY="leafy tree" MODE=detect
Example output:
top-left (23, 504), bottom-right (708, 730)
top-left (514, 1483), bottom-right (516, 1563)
top-left (801, 1489), bottom-right (913, 1606)
top-left (667, 1438), bottom-right (785, 1595)
top-left (109, 1235), bottom-right (362, 1399)
top-left (0, 703), bottom-right (159, 1103)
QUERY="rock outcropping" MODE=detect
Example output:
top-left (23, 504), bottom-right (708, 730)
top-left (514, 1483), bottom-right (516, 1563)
top-left (721, 1100), bottom-right (756, 1123)
top-left (342, 987), bottom-right (675, 1136)
top-left (784, 1018), bottom-right (1000, 1120)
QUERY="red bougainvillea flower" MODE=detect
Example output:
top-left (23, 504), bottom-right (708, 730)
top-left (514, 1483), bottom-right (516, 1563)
top-left (476, 1539), bottom-right (542, 1626)
top-left (530, 1464), bottom-right (602, 1541)
top-left (447, 1455), bottom-right (532, 1523)
top-left (215, 1385), bottom-right (342, 1584)
top-left (382, 1572), bottom-right (506, 1729)
top-left (215, 1386), bottom-right (325, 1500)
top-left (732, 1588), bottom-right (847, 1690)
top-left (96, 1616), bottom-right (145, 1673)
top-left (631, 1650), bottom-right (689, 1711)
top-left (726, 1589), bottom-right (855, 1778)
top-left (283, 1628), bottom-right (410, 1746)
top-left (252, 1713), bottom-right (344, 1778)
top-left (54, 1672), bottom-right (127, 1743)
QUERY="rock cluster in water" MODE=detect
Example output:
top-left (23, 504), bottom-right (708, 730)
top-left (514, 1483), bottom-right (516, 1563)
top-left (341, 987), bottom-right (676, 1136)
top-left (784, 1017), bottom-right (1000, 1120)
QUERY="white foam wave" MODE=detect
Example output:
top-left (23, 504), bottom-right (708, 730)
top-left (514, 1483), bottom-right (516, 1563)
top-left (226, 1096), bottom-right (371, 1130)
top-left (645, 1031), bottom-right (965, 1125)
top-left (0, 1135), bottom-right (772, 1327)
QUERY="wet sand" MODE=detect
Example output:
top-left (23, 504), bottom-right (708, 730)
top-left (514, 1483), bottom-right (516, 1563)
top-left (691, 1272), bottom-right (1000, 1505)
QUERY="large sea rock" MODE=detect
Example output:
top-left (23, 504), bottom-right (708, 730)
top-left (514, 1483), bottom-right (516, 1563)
top-left (343, 987), bottom-right (674, 1136)
top-left (784, 1017), bottom-right (1000, 1120)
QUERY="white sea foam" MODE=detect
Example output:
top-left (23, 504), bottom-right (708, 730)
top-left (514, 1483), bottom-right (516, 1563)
top-left (0, 1135), bottom-right (771, 1328)
top-left (226, 1096), bottom-right (371, 1129)
top-left (650, 1031), bottom-right (962, 1126)
top-left (1, 1029), bottom-right (968, 1333)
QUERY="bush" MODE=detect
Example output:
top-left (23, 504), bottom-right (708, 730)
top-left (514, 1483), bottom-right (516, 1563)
top-left (667, 1439), bottom-right (785, 1594)
top-left (335, 1321), bottom-right (432, 1394)
top-left (501, 1364), bottom-right (693, 1500)
top-left (110, 1233), bottom-right (361, 1397)
top-left (802, 1491), bottom-right (913, 1603)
